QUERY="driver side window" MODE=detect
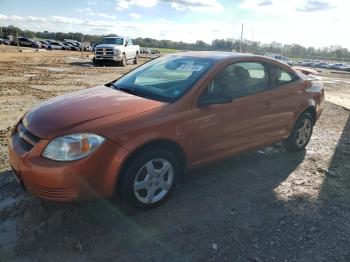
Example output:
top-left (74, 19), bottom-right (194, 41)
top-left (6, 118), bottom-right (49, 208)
top-left (203, 61), bottom-right (270, 99)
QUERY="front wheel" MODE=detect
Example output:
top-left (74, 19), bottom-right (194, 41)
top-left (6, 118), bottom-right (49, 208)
top-left (284, 113), bottom-right (314, 152)
top-left (121, 150), bottom-right (179, 209)
top-left (92, 58), bottom-right (102, 67)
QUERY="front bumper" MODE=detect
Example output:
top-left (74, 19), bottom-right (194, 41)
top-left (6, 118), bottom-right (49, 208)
top-left (94, 53), bottom-right (123, 62)
top-left (8, 125), bottom-right (129, 201)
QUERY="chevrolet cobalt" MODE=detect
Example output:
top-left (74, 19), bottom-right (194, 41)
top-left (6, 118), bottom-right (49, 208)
top-left (8, 52), bottom-right (324, 208)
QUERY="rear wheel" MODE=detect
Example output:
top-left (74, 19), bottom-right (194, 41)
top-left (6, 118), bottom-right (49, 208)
top-left (133, 53), bottom-right (139, 64)
top-left (121, 150), bottom-right (179, 209)
top-left (284, 113), bottom-right (314, 152)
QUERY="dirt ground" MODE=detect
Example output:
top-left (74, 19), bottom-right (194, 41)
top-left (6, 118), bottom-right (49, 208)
top-left (0, 49), bottom-right (350, 262)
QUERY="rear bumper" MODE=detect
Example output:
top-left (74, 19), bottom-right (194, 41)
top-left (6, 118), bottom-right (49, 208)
top-left (8, 128), bottom-right (129, 202)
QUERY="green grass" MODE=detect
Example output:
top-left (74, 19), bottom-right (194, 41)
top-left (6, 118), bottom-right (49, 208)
top-left (158, 48), bottom-right (182, 54)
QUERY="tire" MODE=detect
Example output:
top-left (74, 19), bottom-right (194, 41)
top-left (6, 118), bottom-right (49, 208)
top-left (92, 58), bottom-right (102, 67)
top-left (133, 53), bottom-right (139, 64)
top-left (120, 54), bottom-right (127, 67)
top-left (284, 112), bottom-right (314, 152)
top-left (120, 149), bottom-right (180, 209)
top-left (31, 44), bottom-right (35, 48)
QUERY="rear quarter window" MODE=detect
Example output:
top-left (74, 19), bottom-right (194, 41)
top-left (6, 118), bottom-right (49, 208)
top-left (274, 66), bottom-right (299, 86)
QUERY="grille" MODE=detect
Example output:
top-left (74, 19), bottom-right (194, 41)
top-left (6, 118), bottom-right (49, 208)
top-left (29, 184), bottom-right (78, 200)
top-left (15, 123), bottom-right (41, 152)
top-left (96, 48), bottom-right (114, 55)
top-left (16, 133), bottom-right (34, 151)
top-left (18, 123), bottom-right (40, 143)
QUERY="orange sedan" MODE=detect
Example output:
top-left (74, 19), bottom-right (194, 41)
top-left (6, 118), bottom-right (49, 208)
top-left (8, 52), bottom-right (324, 209)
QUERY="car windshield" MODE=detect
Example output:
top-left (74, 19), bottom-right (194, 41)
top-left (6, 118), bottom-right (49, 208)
top-left (101, 38), bottom-right (124, 45)
top-left (113, 55), bottom-right (213, 103)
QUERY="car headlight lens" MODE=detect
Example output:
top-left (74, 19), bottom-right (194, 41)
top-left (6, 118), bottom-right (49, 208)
top-left (42, 133), bottom-right (105, 161)
top-left (114, 49), bottom-right (121, 55)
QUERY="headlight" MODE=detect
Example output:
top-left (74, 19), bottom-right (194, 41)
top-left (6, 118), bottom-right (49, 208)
top-left (114, 49), bottom-right (121, 55)
top-left (42, 133), bottom-right (105, 161)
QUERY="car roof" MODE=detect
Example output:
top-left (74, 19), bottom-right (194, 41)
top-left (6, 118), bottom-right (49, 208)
top-left (167, 51), bottom-right (274, 62)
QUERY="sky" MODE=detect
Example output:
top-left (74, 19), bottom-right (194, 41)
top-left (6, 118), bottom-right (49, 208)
top-left (0, 0), bottom-right (349, 48)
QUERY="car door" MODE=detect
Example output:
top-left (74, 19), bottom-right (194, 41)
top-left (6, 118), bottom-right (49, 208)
top-left (125, 38), bottom-right (134, 59)
top-left (18, 38), bottom-right (26, 46)
top-left (192, 60), bottom-right (279, 166)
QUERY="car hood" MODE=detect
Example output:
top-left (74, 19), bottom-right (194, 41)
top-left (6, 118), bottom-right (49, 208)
top-left (96, 44), bottom-right (123, 49)
top-left (23, 86), bottom-right (165, 139)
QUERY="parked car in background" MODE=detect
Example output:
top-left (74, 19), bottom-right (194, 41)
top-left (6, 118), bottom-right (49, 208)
top-left (93, 36), bottom-right (140, 66)
top-left (8, 52), bottom-right (324, 209)
top-left (38, 41), bottom-right (49, 49)
top-left (331, 63), bottom-right (350, 71)
top-left (62, 42), bottom-right (79, 51)
top-left (314, 62), bottom-right (331, 69)
top-left (92, 44), bottom-right (99, 52)
top-left (17, 37), bottom-right (41, 48)
top-left (3, 38), bottom-right (11, 45)
top-left (0, 38), bottom-right (11, 45)
top-left (151, 49), bottom-right (160, 54)
top-left (64, 40), bottom-right (83, 51)
top-left (298, 60), bottom-right (313, 67)
top-left (266, 53), bottom-right (293, 66)
top-left (47, 41), bottom-right (65, 50)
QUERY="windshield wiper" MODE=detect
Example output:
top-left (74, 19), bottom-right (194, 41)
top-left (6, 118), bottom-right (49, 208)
top-left (111, 83), bottom-right (171, 103)
top-left (112, 83), bottom-right (149, 98)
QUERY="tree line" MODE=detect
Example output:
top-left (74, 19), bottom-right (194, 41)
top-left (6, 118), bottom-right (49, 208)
top-left (1, 25), bottom-right (349, 62)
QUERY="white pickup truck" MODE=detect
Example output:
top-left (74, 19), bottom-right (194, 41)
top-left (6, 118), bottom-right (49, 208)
top-left (93, 37), bottom-right (140, 67)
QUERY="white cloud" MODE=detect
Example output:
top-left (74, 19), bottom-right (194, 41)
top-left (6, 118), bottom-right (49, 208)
top-left (76, 8), bottom-right (117, 19)
top-left (115, 0), bottom-right (223, 12)
top-left (238, 0), bottom-right (350, 48)
top-left (116, 0), bottom-right (157, 10)
top-left (129, 13), bottom-right (141, 19)
top-left (170, 0), bottom-right (224, 12)
top-left (51, 16), bottom-right (84, 25)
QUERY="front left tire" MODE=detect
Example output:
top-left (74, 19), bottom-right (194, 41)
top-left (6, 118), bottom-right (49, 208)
top-left (120, 149), bottom-right (179, 209)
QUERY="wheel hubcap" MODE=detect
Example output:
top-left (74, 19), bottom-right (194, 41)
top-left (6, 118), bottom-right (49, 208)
top-left (133, 158), bottom-right (174, 204)
top-left (295, 119), bottom-right (312, 147)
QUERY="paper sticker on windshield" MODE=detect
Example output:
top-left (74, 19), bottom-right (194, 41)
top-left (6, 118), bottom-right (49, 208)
top-left (176, 64), bottom-right (204, 72)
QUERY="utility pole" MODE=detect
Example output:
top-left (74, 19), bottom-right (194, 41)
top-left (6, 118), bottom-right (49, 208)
top-left (16, 31), bottom-right (19, 52)
top-left (81, 35), bottom-right (84, 58)
top-left (240, 23), bottom-right (244, 53)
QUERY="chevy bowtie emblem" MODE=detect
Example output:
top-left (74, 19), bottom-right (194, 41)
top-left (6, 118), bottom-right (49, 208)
top-left (103, 48), bottom-right (106, 55)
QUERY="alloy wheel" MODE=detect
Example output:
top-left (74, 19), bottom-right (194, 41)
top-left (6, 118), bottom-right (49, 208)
top-left (133, 158), bottom-right (174, 204)
top-left (295, 118), bottom-right (312, 147)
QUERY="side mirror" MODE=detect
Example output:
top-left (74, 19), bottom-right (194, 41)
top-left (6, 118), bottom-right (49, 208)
top-left (197, 91), bottom-right (232, 108)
